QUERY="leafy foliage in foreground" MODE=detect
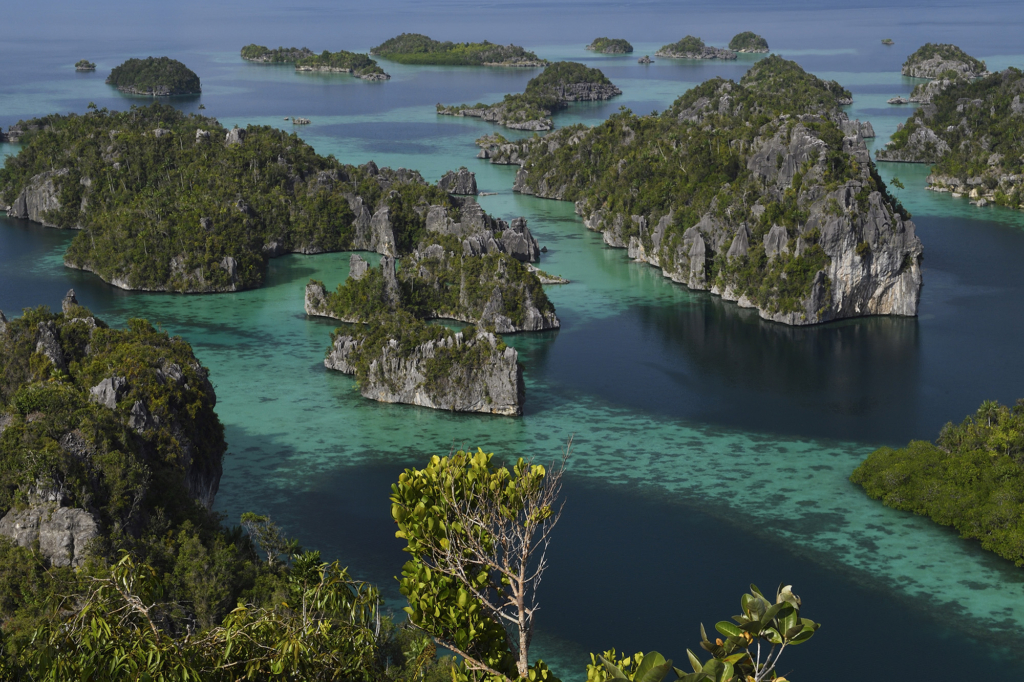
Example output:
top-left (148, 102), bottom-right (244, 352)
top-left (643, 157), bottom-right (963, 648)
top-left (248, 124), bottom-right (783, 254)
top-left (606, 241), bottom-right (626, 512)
top-left (588, 585), bottom-right (818, 682)
top-left (105, 56), bottom-right (201, 94)
top-left (0, 103), bottom-right (455, 291)
top-left (370, 33), bottom-right (546, 66)
top-left (851, 398), bottom-right (1024, 566)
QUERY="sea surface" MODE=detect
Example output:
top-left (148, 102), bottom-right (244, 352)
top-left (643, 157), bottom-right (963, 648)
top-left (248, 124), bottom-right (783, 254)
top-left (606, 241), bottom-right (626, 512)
top-left (2, 1), bottom-right (1024, 678)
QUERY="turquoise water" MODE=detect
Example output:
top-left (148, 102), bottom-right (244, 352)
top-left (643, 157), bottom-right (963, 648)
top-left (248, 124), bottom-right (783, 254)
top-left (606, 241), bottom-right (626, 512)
top-left (4, 1), bottom-right (1024, 678)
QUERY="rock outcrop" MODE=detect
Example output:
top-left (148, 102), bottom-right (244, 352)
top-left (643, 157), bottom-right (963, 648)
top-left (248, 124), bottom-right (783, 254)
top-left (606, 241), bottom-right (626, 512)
top-left (426, 201), bottom-right (540, 263)
top-left (0, 504), bottom-right (99, 567)
top-left (656, 42), bottom-right (736, 60)
top-left (875, 125), bottom-right (951, 163)
top-left (325, 329), bottom-right (524, 415)
top-left (438, 168), bottom-right (478, 195)
top-left (7, 169), bottom-right (71, 227)
top-left (902, 48), bottom-right (985, 79)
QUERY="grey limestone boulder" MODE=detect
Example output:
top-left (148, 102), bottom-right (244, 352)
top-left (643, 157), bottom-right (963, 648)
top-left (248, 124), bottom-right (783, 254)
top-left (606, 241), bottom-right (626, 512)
top-left (8, 169), bottom-right (69, 226)
top-left (225, 127), bottom-right (246, 145)
top-left (90, 376), bottom-right (128, 409)
top-left (35, 321), bottom-right (67, 371)
top-left (325, 330), bottom-right (524, 415)
top-left (0, 504), bottom-right (99, 567)
top-left (438, 168), bottom-right (478, 195)
top-left (349, 253), bottom-right (369, 280)
top-left (764, 224), bottom-right (790, 260)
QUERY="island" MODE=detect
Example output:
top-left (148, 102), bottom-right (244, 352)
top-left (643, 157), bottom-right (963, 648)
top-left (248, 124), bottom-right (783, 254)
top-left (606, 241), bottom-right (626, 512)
top-left (881, 38), bottom-right (894, 46)
top-left (478, 56), bottom-right (921, 326)
top-left (370, 33), bottom-right (547, 67)
top-left (74, 59), bottom-right (96, 71)
top-left (240, 44), bottom-right (315, 63)
top-left (851, 398), bottom-right (1024, 567)
top-left (295, 49), bottom-right (389, 80)
top-left (0, 103), bottom-right (525, 292)
top-left (437, 61), bottom-right (621, 131)
top-left (0, 290), bottom-right (224, 571)
top-left (105, 56), bottom-right (201, 95)
top-left (656, 36), bottom-right (737, 60)
top-left (876, 67), bottom-right (1024, 210)
top-left (728, 32), bottom-right (769, 53)
top-left (901, 43), bottom-right (986, 79)
top-left (586, 37), bottom-right (634, 54)
top-left (638, 55), bottom-right (653, 64)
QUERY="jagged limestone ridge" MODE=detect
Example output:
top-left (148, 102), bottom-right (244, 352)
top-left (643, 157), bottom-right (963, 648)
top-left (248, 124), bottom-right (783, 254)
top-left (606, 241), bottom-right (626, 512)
top-left (493, 57), bottom-right (920, 325)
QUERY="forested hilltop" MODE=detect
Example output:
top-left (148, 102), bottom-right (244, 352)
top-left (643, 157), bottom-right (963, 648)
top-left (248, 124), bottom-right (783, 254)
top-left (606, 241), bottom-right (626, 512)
top-left (852, 399), bottom-right (1024, 567)
top-left (370, 33), bottom-right (546, 66)
top-left (586, 37), bottom-right (633, 54)
top-left (490, 56), bottom-right (921, 325)
top-left (876, 68), bottom-right (1024, 210)
top-left (106, 56), bottom-right (201, 96)
top-left (438, 61), bottom-right (621, 131)
top-left (0, 103), bottom-right (493, 293)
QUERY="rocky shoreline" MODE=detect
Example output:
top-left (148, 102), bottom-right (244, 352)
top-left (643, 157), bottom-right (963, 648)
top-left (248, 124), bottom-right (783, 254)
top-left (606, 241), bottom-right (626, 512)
top-left (295, 65), bottom-right (390, 80)
top-left (325, 328), bottom-right (524, 415)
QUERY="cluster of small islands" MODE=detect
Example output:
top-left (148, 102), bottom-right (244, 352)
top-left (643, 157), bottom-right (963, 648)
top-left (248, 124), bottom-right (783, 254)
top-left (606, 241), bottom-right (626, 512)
top-left (0, 26), bottom-right (1023, 680)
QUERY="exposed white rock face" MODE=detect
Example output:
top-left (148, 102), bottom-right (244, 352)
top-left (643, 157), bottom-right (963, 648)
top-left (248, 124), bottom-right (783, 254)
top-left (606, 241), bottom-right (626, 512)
top-left (520, 118), bottom-right (923, 326)
top-left (325, 330), bottom-right (524, 415)
top-left (876, 126), bottom-right (951, 163)
top-left (7, 169), bottom-right (70, 227)
top-left (438, 168), bottom-right (478, 195)
top-left (0, 504), bottom-right (99, 567)
top-left (426, 202), bottom-right (540, 263)
top-left (225, 127), bottom-right (246, 145)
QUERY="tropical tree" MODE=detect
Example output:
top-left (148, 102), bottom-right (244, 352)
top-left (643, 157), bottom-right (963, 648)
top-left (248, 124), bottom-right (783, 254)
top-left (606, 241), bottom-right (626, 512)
top-left (390, 447), bottom-right (569, 682)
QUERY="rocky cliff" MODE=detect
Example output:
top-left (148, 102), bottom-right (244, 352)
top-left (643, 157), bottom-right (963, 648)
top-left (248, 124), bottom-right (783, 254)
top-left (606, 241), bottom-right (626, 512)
top-left (901, 43), bottom-right (986, 79)
top-left (500, 57), bottom-right (921, 326)
top-left (325, 326), bottom-right (524, 415)
top-left (0, 293), bottom-right (226, 567)
top-left (878, 68), bottom-right (1024, 211)
top-left (438, 168), bottom-right (478, 195)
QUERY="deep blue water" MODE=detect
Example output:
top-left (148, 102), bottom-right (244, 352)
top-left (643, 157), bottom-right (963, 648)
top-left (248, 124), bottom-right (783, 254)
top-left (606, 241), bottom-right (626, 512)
top-left (3, 1), bottom-right (1024, 679)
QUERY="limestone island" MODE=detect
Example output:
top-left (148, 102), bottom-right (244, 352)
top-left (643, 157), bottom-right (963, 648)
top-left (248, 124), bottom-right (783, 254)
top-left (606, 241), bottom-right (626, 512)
top-left (882, 38), bottom-right (894, 46)
top-left (586, 37), bottom-right (633, 54)
top-left (304, 191), bottom-right (559, 414)
top-left (0, 103), bottom-right (511, 292)
top-left (0, 290), bottom-right (225, 569)
top-left (656, 36), bottom-right (737, 60)
top-left (74, 59), bottom-right (96, 71)
top-left (877, 67), bottom-right (1024, 211)
top-left (295, 50), bottom-right (389, 80)
top-left (437, 61), bottom-right (621, 131)
top-left (728, 32), bottom-right (769, 53)
top-left (476, 56), bottom-right (919, 326)
top-left (105, 56), bottom-right (201, 96)
top-left (240, 44), bottom-right (315, 63)
top-left (638, 55), bottom-right (653, 64)
top-left (901, 43), bottom-right (986, 80)
top-left (370, 33), bottom-right (547, 67)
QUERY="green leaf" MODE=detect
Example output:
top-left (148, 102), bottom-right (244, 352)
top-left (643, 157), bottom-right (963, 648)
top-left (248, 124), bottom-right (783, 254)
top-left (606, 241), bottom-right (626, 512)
top-left (686, 649), bottom-right (704, 674)
top-left (714, 621), bottom-right (743, 638)
top-left (599, 656), bottom-right (630, 681)
top-left (636, 657), bottom-right (674, 682)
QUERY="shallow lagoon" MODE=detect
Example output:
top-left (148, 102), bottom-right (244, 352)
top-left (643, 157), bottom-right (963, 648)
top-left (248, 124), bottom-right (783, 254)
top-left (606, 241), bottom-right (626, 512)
top-left (3, 1), bottom-right (1024, 678)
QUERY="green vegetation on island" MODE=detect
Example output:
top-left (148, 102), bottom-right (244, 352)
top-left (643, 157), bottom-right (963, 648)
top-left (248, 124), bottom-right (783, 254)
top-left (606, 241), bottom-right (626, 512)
top-left (877, 67), bottom-right (1024, 209)
top-left (0, 103), bottom-right (459, 292)
top-left (586, 37), bottom-right (634, 54)
top-left (240, 44), bottom-right (315, 63)
top-left (0, 299), bottom-right (454, 679)
top-left (295, 49), bottom-right (389, 79)
top-left (499, 56), bottom-right (922, 325)
top-left (656, 36), bottom-right (736, 60)
top-left (882, 38), bottom-right (894, 46)
top-left (370, 33), bottom-right (546, 66)
top-left (852, 399), bottom-right (1024, 567)
top-left (105, 56), bottom-right (201, 95)
top-left (901, 43), bottom-right (986, 79)
top-left (438, 61), bottom-right (621, 131)
top-left (728, 32), bottom-right (769, 53)
top-left (74, 59), bottom-right (96, 71)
